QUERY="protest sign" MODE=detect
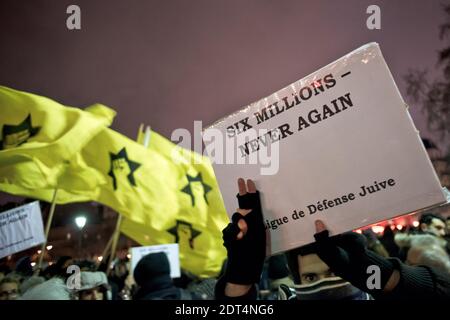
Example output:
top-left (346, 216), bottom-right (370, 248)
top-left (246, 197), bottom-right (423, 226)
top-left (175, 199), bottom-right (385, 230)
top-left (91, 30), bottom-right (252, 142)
top-left (130, 243), bottom-right (181, 278)
top-left (0, 201), bottom-right (45, 259)
top-left (203, 42), bottom-right (446, 255)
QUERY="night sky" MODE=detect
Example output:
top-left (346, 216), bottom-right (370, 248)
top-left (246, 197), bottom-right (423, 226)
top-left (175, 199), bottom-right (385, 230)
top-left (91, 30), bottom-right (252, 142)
top-left (0, 0), bottom-right (448, 205)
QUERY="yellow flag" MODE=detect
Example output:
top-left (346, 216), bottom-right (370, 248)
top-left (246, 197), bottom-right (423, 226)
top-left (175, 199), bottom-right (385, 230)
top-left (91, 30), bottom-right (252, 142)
top-left (0, 92), bottom-right (185, 232)
top-left (0, 86), bottom-right (116, 202)
top-left (56, 122), bottom-right (228, 277)
top-left (121, 128), bottom-right (229, 278)
top-left (0, 86), bottom-right (229, 277)
top-left (61, 128), bottom-right (183, 228)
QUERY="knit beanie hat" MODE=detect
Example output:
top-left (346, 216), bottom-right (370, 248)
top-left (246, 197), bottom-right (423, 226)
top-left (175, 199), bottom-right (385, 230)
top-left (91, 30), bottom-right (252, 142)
top-left (268, 254), bottom-right (290, 280)
top-left (133, 252), bottom-right (171, 287)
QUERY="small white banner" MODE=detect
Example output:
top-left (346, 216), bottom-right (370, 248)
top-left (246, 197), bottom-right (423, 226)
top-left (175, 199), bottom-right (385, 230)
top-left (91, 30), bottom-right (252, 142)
top-left (203, 43), bottom-right (446, 255)
top-left (130, 243), bottom-right (181, 278)
top-left (0, 201), bottom-right (45, 259)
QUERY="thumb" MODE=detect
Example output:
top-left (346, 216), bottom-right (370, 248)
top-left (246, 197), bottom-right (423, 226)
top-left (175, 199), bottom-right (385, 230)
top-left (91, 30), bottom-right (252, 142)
top-left (315, 220), bottom-right (327, 233)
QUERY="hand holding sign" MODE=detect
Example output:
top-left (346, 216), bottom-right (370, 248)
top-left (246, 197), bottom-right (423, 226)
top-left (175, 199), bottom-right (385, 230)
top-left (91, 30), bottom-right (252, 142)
top-left (314, 220), bottom-right (450, 299)
top-left (313, 219), bottom-right (396, 297)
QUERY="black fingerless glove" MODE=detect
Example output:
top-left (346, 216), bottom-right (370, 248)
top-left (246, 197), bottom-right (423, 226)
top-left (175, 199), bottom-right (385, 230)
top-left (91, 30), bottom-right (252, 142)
top-left (314, 230), bottom-right (395, 294)
top-left (222, 191), bottom-right (266, 285)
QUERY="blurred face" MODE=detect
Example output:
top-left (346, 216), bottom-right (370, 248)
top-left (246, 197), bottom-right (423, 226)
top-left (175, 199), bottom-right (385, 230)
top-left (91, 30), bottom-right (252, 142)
top-left (295, 253), bottom-right (365, 300)
top-left (79, 287), bottom-right (104, 300)
top-left (298, 253), bottom-right (334, 284)
top-left (0, 282), bottom-right (19, 300)
top-left (421, 218), bottom-right (446, 238)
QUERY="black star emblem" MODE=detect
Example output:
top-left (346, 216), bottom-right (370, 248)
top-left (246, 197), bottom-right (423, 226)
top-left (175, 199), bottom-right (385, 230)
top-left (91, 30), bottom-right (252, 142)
top-left (167, 220), bottom-right (201, 249)
top-left (108, 147), bottom-right (141, 190)
top-left (0, 114), bottom-right (41, 150)
top-left (181, 173), bottom-right (212, 206)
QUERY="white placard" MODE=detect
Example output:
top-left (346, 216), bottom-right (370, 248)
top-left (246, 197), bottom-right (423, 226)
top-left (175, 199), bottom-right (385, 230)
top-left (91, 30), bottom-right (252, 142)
top-left (0, 201), bottom-right (45, 259)
top-left (203, 43), bottom-right (446, 255)
top-left (130, 243), bottom-right (181, 278)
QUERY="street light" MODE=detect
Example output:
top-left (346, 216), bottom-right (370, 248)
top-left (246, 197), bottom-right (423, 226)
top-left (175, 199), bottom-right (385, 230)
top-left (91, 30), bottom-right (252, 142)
top-left (75, 216), bottom-right (87, 258)
top-left (75, 216), bottom-right (87, 229)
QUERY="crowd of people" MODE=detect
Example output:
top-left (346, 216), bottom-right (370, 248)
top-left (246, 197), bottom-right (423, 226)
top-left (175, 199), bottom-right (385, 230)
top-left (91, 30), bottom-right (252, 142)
top-left (1, 179), bottom-right (449, 300)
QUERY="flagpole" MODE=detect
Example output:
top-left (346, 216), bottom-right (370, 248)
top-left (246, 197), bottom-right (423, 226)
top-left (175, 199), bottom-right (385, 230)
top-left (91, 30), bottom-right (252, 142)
top-left (143, 125), bottom-right (151, 147)
top-left (96, 205), bottom-right (115, 271)
top-left (35, 188), bottom-right (58, 275)
top-left (106, 124), bottom-right (151, 275)
top-left (99, 230), bottom-right (113, 264)
top-left (106, 212), bottom-right (122, 276)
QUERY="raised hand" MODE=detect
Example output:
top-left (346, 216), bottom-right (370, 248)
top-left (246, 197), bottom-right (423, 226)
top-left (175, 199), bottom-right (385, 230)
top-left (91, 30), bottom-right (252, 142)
top-left (313, 219), bottom-right (396, 296)
top-left (222, 178), bottom-right (266, 286)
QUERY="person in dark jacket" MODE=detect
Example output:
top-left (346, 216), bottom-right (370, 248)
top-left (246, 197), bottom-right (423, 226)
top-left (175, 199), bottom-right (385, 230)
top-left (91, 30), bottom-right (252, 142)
top-left (133, 252), bottom-right (203, 300)
top-left (215, 178), bottom-right (450, 300)
top-left (380, 226), bottom-right (401, 259)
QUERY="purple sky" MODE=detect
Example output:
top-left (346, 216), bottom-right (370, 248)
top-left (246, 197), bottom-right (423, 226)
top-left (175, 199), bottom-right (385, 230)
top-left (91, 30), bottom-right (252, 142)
top-left (0, 0), bottom-right (448, 147)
